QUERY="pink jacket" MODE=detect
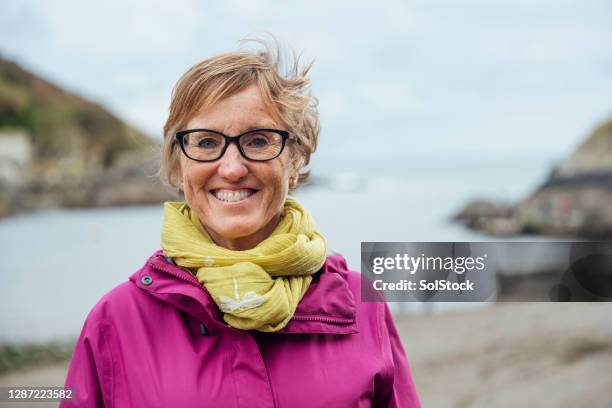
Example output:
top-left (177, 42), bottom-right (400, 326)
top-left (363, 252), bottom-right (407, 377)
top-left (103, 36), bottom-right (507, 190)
top-left (61, 251), bottom-right (421, 407)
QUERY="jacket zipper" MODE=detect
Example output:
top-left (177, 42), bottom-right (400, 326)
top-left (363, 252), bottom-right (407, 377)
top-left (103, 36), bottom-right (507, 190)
top-left (153, 260), bottom-right (276, 407)
top-left (150, 262), bottom-right (203, 288)
top-left (150, 261), bottom-right (219, 335)
top-left (258, 345), bottom-right (278, 408)
top-left (292, 314), bottom-right (354, 324)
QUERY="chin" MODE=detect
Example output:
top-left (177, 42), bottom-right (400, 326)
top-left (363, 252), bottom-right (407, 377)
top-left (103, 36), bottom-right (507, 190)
top-left (215, 220), bottom-right (261, 239)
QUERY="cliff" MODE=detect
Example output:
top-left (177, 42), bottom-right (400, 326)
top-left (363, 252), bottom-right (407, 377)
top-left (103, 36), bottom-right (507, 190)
top-left (0, 57), bottom-right (179, 217)
top-left (553, 118), bottom-right (612, 177)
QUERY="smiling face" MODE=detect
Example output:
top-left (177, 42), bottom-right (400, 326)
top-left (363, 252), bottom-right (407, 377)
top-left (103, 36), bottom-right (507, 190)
top-left (177, 84), bottom-right (296, 250)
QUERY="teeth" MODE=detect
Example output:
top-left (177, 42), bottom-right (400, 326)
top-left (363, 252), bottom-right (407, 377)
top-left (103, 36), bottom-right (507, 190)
top-left (213, 189), bottom-right (254, 202)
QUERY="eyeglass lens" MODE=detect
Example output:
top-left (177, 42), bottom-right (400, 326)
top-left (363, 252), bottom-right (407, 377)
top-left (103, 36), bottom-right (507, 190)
top-left (181, 130), bottom-right (284, 161)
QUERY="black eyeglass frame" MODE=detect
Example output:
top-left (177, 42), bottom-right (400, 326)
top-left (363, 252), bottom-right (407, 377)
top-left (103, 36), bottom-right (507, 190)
top-left (175, 128), bottom-right (290, 162)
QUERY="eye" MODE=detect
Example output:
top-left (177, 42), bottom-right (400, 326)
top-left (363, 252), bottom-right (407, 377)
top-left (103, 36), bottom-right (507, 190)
top-left (197, 137), bottom-right (220, 149)
top-left (245, 135), bottom-right (270, 148)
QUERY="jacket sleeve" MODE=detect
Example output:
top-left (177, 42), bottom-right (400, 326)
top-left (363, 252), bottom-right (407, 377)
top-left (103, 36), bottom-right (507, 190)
top-left (59, 316), bottom-right (111, 408)
top-left (374, 301), bottom-right (422, 408)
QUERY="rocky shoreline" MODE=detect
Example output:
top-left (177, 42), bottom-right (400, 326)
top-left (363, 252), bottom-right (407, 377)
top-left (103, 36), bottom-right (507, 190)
top-left (455, 116), bottom-right (612, 238)
top-left (454, 175), bottom-right (612, 238)
top-left (0, 148), bottom-right (181, 219)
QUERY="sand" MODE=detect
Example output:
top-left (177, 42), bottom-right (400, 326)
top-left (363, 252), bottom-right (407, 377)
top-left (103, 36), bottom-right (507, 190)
top-left (397, 302), bottom-right (612, 407)
top-left (1, 303), bottom-right (611, 407)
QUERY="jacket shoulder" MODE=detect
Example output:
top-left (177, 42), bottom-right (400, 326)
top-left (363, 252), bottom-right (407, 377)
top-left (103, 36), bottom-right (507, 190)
top-left (327, 254), bottom-right (387, 317)
top-left (82, 279), bottom-right (144, 327)
top-left (325, 254), bottom-right (362, 295)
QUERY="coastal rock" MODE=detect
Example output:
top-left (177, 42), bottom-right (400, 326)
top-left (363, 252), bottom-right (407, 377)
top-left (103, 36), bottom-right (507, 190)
top-left (453, 199), bottom-right (519, 235)
top-left (456, 116), bottom-right (612, 238)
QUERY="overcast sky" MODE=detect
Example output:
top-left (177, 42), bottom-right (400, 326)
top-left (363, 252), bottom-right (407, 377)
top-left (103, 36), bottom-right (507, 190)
top-left (1, 0), bottom-right (611, 170)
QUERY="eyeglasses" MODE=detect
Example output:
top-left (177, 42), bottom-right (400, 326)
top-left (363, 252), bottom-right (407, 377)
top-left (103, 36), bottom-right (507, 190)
top-left (175, 128), bottom-right (290, 162)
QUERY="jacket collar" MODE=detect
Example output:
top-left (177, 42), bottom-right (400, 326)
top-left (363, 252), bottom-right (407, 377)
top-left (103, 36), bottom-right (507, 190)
top-left (129, 250), bottom-right (358, 336)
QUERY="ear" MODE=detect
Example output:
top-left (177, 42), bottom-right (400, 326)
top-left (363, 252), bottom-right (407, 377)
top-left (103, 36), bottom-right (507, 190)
top-left (288, 173), bottom-right (298, 190)
top-left (288, 154), bottom-right (302, 189)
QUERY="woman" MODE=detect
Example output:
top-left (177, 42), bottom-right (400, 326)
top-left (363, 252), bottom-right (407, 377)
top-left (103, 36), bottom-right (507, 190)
top-left (61, 40), bottom-right (421, 407)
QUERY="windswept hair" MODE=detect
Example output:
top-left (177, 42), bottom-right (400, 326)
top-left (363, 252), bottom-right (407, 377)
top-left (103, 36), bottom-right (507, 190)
top-left (160, 34), bottom-right (320, 191)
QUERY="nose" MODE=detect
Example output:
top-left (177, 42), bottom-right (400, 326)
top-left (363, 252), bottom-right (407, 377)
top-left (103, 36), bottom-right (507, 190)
top-left (217, 143), bottom-right (248, 181)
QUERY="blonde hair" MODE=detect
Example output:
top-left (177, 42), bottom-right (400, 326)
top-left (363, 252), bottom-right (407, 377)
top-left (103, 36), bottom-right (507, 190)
top-left (160, 36), bottom-right (320, 191)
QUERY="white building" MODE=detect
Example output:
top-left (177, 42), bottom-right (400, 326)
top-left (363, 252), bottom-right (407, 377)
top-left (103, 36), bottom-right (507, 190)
top-left (0, 129), bottom-right (32, 185)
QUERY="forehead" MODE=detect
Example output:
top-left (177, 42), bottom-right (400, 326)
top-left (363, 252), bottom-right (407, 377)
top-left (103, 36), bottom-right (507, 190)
top-left (186, 84), bottom-right (279, 133)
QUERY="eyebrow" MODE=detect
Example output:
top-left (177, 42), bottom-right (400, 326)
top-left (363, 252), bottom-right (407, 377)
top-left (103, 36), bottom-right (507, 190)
top-left (242, 124), bottom-right (277, 132)
top-left (207, 124), bottom-right (279, 135)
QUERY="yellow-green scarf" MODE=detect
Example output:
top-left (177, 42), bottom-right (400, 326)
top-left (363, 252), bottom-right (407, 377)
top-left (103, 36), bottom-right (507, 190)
top-left (161, 198), bottom-right (327, 332)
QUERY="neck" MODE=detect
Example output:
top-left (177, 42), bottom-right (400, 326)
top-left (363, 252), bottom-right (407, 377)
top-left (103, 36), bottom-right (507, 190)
top-left (206, 213), bottom-right (282, 251)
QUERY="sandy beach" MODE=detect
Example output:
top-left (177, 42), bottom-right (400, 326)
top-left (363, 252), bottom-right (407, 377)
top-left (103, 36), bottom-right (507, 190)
top-left (1, 302), bottom-right (611, 407)
top-left (399, 302), bottom-right (612, 407)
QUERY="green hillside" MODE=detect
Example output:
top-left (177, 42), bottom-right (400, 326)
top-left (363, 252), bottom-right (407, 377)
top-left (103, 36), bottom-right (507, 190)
top-left (0, 57), bottom-right (153, 167)
top-left (0, 57), bottom-right (177, 217)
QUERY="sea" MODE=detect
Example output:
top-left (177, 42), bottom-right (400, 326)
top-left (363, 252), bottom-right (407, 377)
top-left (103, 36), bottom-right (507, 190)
top-left (0, 157), bottom-right (553, 342)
